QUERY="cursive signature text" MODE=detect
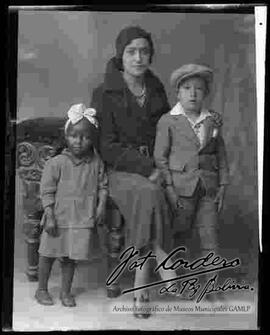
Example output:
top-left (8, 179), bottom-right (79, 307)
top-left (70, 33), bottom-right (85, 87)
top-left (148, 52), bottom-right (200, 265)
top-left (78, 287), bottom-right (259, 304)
top-left (106, 246), bottom-right (241, 295)
top-left (159, 274), bottom-right (253, 302)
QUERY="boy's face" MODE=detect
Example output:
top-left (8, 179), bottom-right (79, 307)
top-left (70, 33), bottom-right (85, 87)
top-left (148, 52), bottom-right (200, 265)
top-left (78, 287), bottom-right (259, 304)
top-left (177, 76), bottom-right (207, 113)
top-left (65, 119), bottom-right (93, 158)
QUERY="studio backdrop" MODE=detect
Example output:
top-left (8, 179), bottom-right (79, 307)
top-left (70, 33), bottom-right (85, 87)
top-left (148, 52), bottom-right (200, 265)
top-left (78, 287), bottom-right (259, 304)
top-left (17, 11), bottom-right (258, 282)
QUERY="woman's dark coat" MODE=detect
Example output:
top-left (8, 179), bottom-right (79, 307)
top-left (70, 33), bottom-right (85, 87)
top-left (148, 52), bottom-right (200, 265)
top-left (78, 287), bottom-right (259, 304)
top-left (91, 57), bottom-right (170, 177)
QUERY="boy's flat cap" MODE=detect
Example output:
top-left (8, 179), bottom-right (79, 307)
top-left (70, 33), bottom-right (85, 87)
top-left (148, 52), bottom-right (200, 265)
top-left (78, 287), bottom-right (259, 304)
top-left (170, 64), bottom-right (213, 89)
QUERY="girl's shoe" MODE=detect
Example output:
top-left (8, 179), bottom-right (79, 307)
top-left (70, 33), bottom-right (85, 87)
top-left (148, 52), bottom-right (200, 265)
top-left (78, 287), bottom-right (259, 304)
top-left (133, 292), bottom-right (151, 319)
top-left (60, 292), bottom-right (76, 307)
top-left (35, 289), bottom-right (54, 306)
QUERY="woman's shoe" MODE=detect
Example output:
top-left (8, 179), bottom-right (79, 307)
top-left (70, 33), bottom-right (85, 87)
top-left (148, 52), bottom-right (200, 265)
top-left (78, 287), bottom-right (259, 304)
top-left (159, 268), bottom-right (178, 291)
top-left (60, 292), bottom-right (76, 307)
top-left (133, 292), bottom-right (151, 319)
top-left (154, 247), bottom-right (178, 289)
top-left (35, 289), bottom-right (54, 306)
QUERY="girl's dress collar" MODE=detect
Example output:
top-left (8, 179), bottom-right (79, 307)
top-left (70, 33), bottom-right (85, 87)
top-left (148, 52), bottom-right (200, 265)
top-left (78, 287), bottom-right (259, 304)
top-left (61, 148), bottom-right (95, 165)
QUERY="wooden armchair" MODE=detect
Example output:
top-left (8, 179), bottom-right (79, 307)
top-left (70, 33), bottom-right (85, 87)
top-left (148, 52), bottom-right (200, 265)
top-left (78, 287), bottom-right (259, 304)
top-left (16, 117), bottom-right (124, 297)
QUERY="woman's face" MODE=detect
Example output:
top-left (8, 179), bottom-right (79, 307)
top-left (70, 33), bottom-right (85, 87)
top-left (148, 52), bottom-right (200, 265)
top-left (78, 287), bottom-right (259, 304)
top-left (122, 38), bottom-right (151, 78)
top-left (177, 76), bottom-right (207, 113)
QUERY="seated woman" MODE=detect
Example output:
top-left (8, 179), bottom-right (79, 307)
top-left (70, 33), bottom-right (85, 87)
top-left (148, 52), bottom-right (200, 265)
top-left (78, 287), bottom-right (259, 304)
top-left (91, 26), bottom-right (175, 318)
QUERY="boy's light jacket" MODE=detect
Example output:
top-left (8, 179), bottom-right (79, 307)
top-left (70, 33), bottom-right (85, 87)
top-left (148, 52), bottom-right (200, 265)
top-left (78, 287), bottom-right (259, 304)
top-left (154, 104), bottom-right (229, 197)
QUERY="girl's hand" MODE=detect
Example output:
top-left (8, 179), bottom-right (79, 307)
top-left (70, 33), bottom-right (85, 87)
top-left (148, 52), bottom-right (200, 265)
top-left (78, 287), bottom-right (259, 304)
top-left (44, 213), bottom-right (58, 236)
top-left (43, 206), bottom-right (57, 236)
top-left (214, 185), bottom-right (226, 213)
top-left (96, 203), bottom-right (106, 226)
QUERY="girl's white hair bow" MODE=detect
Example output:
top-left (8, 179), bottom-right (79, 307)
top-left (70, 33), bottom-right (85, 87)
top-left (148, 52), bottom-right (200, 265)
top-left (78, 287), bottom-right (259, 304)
top-left (65, 103), bottom-right (98, 133)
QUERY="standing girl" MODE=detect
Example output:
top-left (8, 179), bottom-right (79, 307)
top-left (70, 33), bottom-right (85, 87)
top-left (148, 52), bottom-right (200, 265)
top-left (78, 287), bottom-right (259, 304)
top-left (35, 103), bottom-right (108, 307)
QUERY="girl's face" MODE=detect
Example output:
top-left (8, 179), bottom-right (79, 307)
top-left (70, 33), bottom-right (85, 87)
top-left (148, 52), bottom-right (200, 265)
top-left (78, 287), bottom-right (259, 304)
top-left (122, 38), bottom-right (151, 78)
top-left (65, 119), bottom-right (93, 158)
top-left (177, 76), bottom-right (207, 113)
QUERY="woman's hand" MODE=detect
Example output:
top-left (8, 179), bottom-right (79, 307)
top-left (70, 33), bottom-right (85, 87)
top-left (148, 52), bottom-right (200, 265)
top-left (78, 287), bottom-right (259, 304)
top-left (165, 185), bottom-right (184, 213)
top-left (43, 207), bottom-right (58, 237)
top-left (214, 185), bottom-right (226, 213)
top-left (148, 168), bottom-right (160, 183)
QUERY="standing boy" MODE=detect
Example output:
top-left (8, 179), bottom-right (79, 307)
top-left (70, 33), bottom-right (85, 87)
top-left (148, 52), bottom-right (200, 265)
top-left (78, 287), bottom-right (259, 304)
top-left (154, 64), bottom-right (230, 302)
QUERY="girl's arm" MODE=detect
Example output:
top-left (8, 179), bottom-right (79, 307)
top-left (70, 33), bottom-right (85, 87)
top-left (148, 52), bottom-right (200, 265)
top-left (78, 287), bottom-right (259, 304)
top-left (96, 159), bottom-right (108, 225)
top-left (40, 158), bottom-right (60, 208)
top-left (40, 158), bottom-right (60, 235)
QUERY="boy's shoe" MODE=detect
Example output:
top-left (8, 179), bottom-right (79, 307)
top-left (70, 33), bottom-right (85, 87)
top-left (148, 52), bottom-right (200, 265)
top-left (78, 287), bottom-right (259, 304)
top-left (60, 292), bottom-right (76, 307)
top-left (35, 289), bottom-right (54, 306)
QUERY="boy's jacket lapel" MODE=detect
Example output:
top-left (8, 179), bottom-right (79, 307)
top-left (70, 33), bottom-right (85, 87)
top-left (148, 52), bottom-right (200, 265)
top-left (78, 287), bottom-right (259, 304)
top-left (173, 115), bottom-right (201, 149)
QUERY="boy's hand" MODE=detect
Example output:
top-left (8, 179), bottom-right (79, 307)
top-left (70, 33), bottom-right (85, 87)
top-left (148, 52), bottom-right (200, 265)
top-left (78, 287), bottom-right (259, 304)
top-left (214, 185), bottom-right (226, 213)
top-left (166, 185), bottom-right (184, 213)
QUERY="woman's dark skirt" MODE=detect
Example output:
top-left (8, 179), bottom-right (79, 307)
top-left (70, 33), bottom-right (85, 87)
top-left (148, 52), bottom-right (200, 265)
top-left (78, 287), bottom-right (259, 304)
top-left (108, 170), bottom-right (172, 252)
